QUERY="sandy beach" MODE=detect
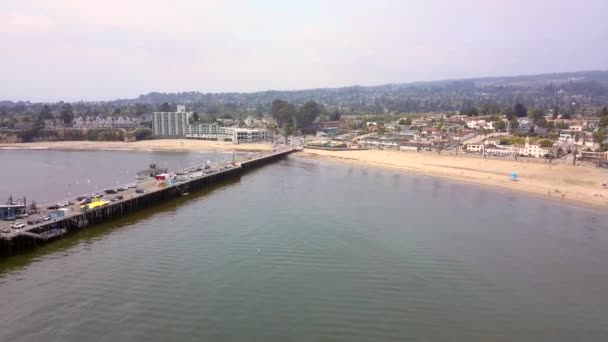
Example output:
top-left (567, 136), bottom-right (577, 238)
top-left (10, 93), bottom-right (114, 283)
top-left (298, 148), bottom-right (608, 208)
top-left (0, 139), bottom-right (274, 153)
top-left (2, 140), bottom-right (607, 208)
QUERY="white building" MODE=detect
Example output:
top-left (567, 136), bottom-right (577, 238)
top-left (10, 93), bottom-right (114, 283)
top-left (466, 143), bottom-right (484, 153)
top-left (519, 137), bottom-right (550, 158)
top-left (152, 106), bottom-right (192, 136)
top-left (467, 138), bottom-right (549, 158)
top-left (232, 128), bottom-right (270, 143)
top-left (558, 132), bottom-right (575, 143)
top-left (465, 120), bottom-right (494, 130)
top-left (73, 115), bottom-right (140, 129)
top-left (570, 125), bottom-right (583, 132)
top-left (186, 124), bottom-right (233, 141)
top-left (186, 124), bottom-right (269, 143)
top-left (485, 146), bottom-right (518, 156)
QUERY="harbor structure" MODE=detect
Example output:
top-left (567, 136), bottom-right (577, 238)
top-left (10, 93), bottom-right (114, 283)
top-left (0, 148), bottom-right (297, 255)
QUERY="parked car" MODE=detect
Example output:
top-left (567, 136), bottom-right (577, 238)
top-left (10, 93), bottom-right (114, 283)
top-left (135, 189), bottom-right (145, 194)
top-left (76, 196), bottom-right (88, 201)
top-left (80, 198), bottom-right (92, 205)
top-left (116, 187), bottom-right (126, 192)
top-left (1, 227), bottom-right (11, 234)
top-left (41, 216), bottom-right (51, 221)
top-left (16, 213), bottom-right (29, 219)
top-left (127, 184), bottom-right (137, 189)
top-left (27, 219), bottom-right (42, 225)
top-left (11, 222), bottom-right (26, 229)
top-left (47, 205), bottom-right (60, 210)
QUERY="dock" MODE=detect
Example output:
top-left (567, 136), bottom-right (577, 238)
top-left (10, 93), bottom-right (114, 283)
top-left (0, 147), bottom-right (297, 255)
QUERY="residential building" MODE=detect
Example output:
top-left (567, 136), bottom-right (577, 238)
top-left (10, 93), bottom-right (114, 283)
top-left (232, 128), bottom-right (270, 143)
top-left (466, 143), bottom-right (484, 153)
top-left (73, 115), bottom-right (141, 129)
top-left (558, 132), bottom-right (575, 143)
top-left (570, 125), bottom-right (583, 132)
top-left (519, 137), bottom-right (550, 158)
top-left (152, 106), bottom-right (192, 136)
top-left (186, 125), bottom-right (269, 143)
top-left (186, 123), bottom-right (233, 141)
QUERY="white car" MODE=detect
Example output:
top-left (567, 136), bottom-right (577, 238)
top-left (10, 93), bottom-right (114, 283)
top-left (2, 228), bottom-right (11, 234)
top-left (11, 222), bottom-right (26, 230)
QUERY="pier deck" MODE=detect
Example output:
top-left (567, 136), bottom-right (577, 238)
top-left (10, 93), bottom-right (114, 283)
top-left (1, 147), bottom-right (296, 254)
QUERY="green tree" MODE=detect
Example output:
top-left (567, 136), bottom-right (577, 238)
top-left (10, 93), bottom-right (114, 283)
top-left (271, 99), bottom-right (295, 129)
top-left (593, 130), bottom-right (606, 145)
top-left (254, 105), bottom-right (264, 118)
top-left (159, 102), bottom-right (171, 112)
top-left (59, 103), bottom-right (75, 126)
top-left (295, 101), bottom-right (322, 128)
top-left (329, 109), bottom-right (342, 121)
top-left (398, 117), bottom-right (412, 125)
top-left (480, 104), bottom-right (490, 115)
top-left (192, 112), bottom-right (199, 122)
top-left (598, 106), bottom-right (608, 127)
top-left (552, 105), bottom-right (560, 119)
top-left (133, 128), bottom-right (153, 140)
top-left (463, 106), bottom-right (479, 116)
top-left (528, 108), bottom-right (547, 127)
top-left (503, 107), bottom-right (514, 120)
top-left (513, 103), bottom-right (527, 118)
top-left (509, 118), bottom-right (519, 131)
top-left (39, 104), bottom-right (53, 120)
top-left (539, 139), bottom-right (553, 148)
top-left (493, 120), bottom-right (507, 132)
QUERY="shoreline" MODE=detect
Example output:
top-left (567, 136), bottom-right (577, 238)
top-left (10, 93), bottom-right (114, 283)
top-left (296, 149), bottom-right (608, 209)
top-left (2, 140), bottom-right (607, 209)
top-left (0, 140), bottom-right (274, 153)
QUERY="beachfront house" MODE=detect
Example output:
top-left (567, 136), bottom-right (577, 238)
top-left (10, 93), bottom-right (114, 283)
top-left (519, 137), bottom-right (550, 158)
top-left (466, 143), bottom-right (484, 153)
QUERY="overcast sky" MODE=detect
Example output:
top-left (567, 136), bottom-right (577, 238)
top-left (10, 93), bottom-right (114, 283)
top-left (1, 0), bottom-right (607, 102)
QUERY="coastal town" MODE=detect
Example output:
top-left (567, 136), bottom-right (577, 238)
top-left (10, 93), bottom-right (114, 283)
top-left (2, 102), bottom-right (608, 165)
top-left (3, 1), bottom-right (608, 340)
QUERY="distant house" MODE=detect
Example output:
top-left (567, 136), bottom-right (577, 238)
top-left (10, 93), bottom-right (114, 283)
top-left (73, 115), bottom-right (140, 129)
top-left (558, 132), bottom-right (575, 143)
top-left (466, 143), bottom-right (484, 153)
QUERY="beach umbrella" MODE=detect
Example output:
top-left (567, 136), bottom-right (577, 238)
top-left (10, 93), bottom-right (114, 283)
top-left (510, 172), bottom-right (518, 180)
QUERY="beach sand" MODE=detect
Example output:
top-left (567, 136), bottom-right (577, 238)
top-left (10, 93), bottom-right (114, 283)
top-left (0, 139), bottom-right (274, 153)
top-left (297, 148), bottom-right (608, 208)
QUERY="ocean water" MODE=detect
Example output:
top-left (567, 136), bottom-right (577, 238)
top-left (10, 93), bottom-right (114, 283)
top-left (1, 150), bottom-right (607, 341)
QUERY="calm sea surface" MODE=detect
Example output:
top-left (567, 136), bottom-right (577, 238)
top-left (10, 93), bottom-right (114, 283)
top-left (0, 150), bottom-right (607, 341)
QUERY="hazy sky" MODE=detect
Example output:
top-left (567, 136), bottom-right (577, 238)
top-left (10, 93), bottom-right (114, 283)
top-left (1, 0), bottom-right (607, 102)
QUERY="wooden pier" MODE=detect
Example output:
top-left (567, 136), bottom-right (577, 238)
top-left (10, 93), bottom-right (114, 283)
top-left (0, 147), bottom-right (297, 255)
